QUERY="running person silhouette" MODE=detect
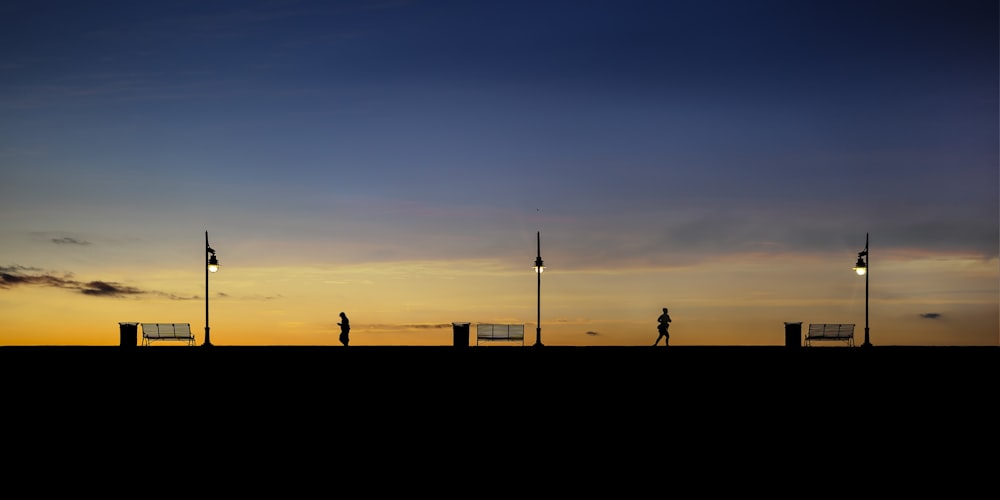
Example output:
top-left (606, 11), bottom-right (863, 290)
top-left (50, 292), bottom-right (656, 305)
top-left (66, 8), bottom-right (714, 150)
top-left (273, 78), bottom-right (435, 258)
top-left (654, 307), bottom-right (671, 346)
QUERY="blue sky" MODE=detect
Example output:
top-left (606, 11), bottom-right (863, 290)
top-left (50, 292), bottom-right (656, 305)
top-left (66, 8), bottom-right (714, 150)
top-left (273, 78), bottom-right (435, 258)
top-left (1, 0), bottom-right (997, 346)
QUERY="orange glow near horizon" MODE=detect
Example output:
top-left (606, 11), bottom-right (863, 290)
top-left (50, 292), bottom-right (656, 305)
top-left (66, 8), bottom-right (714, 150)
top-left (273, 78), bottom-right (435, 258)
top-left (2, 252), bottom-right (996, 347)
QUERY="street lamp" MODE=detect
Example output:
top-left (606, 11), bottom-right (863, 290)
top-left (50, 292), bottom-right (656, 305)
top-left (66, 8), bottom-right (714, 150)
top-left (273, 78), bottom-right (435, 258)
top-left (533, 231), bottom-right (544, 347)
top-left (852, 232), bottom-right (872, 347)
top-left (204, 230), bottom-right (219, 347)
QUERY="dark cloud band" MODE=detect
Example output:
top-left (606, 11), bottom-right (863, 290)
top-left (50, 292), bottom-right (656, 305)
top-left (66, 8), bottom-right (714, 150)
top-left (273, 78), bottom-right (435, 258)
top-left (1, 266), bottom-right (143, 297)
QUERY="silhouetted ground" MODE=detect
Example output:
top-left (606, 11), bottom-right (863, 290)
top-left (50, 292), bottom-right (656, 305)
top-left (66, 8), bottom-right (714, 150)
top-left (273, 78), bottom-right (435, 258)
top-left (4, 345), bottom-right (995, 409)
top-left (3, 345), bottom-right (995, 493)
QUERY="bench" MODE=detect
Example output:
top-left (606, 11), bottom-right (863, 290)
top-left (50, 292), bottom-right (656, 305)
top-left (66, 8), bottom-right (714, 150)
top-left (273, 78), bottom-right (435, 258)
top-left (141, 323), bottom-right (195, 346)
top-left (476, 323), bottom-right (525, 346)
top-left (805, 323), bottom-right (855, 347)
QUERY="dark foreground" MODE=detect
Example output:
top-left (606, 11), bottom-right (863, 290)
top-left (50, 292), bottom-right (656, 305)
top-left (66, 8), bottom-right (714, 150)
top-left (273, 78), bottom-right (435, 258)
top-left (3, 345), bottom-right (996, 492)
top-left (4, 345), bottom-right (995, 407)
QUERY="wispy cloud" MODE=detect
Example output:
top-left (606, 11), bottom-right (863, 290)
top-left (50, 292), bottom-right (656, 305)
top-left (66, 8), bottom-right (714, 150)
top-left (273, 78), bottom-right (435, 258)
top-left (79, 280), bottom-right (143, 297)
top-left (361, 323), bottom-right (453, 331)
top-left (400, 323), bottom-right (452, 330)
top-left (51, 237), bottom-right (91, 245)
top-left (1, 265), bottom-right (143, 297)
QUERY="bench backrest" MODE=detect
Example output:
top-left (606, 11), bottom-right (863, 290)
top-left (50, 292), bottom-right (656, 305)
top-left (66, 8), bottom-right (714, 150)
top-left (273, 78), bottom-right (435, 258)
top-left (807, 323), bottom-right (854, 339)
top-left (477, 323), bottom-right (525, 340)
top-left (142, 323), bottom-right (194, 339)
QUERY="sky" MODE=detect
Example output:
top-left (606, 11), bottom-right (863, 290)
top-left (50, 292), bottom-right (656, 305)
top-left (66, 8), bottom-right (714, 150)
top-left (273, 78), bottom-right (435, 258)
top-left (1, 0), bottom-right (997, 347)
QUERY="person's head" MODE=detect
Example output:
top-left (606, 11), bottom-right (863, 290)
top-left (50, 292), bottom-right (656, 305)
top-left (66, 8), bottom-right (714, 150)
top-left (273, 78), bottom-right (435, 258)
top-left (340, 312), bottom-right (346, 318)
top-left (663, 307), bottom-right (668, 313)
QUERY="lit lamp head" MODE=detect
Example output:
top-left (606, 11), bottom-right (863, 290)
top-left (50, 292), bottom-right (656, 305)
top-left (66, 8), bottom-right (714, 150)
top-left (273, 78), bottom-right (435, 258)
top-left (208, 248), bottom-right (220, 273)
top-left (853, 253), bottom-right (867, 276)
top-left (534, 256), bottom-right (544, 273)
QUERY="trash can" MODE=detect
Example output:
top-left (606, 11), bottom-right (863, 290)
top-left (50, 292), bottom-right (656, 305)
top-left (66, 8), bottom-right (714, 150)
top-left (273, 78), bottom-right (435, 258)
top-left (784, 322), bottom-right (802, 347)
top-left (452, 322), bottom-right (470, 347)
top-left (119, 322), bottom-right (139, 347)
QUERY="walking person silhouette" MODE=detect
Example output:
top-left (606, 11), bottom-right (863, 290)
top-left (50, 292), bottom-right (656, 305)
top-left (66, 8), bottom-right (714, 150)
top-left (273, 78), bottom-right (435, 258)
top-left (654, 307), bottom-right (671, 346)
top-left (338, 312), bottom-right (350, 346)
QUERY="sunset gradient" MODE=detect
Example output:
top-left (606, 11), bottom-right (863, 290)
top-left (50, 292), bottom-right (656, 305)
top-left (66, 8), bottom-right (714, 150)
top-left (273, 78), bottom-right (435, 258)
top-left (2, 1), bottom-right (996, 346)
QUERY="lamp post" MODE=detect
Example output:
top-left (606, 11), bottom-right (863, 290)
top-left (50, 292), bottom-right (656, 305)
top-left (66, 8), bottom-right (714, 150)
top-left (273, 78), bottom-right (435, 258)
top-left (852, 232), bottom-right (872, 347)
top-left (533, 231), bottom-right (544, 347)
top-left (204, 230), bottom-right (219, 347)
